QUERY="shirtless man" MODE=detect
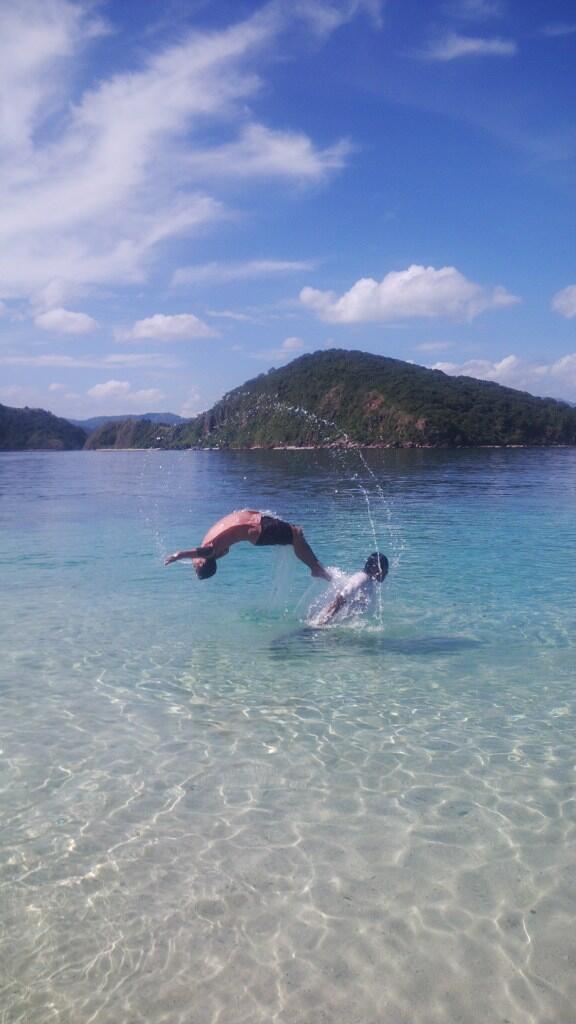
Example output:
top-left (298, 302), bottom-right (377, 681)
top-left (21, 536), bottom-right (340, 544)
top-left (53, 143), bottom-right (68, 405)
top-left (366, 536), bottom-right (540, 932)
top-left (164, 509), bottom-right (330, 580)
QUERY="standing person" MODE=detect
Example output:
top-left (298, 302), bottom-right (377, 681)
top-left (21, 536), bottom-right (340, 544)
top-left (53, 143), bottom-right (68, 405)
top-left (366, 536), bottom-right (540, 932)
top-left (314, 552), bottom-right (389, 624)
top-left (164, 509), bottom-right (330, 580)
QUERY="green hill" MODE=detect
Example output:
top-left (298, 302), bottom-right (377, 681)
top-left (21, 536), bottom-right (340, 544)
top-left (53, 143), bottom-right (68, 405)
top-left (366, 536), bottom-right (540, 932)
top-left (10, 350), bottom-right (575, 452)
top-left (83, 418), bottom-right (175, 449)
top-left (70, 412), bottom-right (185, 431)
top-left (0, 403), bottom-right (87, 451)
top-left (168, 349), bottom-right (576, 449)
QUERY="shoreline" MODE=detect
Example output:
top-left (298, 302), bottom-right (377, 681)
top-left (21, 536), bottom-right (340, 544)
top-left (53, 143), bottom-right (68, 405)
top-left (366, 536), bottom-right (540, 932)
top-left (3, 442), bottom-right (576, 453)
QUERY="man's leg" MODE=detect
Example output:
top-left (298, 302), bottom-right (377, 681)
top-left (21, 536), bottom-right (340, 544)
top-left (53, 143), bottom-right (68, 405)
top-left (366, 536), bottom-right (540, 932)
top-left (291, 526), bottom-right (331, 580)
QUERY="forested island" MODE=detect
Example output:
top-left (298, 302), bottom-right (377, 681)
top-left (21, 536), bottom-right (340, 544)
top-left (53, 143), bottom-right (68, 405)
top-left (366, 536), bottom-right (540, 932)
top-left (3, 350), bottom-right (576, 450)
top-left (0, 402), bottom-right (87, 450)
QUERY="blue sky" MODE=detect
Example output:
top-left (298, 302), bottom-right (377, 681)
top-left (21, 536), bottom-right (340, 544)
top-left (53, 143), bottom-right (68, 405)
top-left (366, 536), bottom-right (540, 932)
top-left (1, 0), bottom-right (575, 418)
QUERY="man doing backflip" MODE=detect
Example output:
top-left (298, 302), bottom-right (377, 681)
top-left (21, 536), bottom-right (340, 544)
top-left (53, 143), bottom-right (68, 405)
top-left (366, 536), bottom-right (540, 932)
top-left (164, 509), bottom-right (331, 581)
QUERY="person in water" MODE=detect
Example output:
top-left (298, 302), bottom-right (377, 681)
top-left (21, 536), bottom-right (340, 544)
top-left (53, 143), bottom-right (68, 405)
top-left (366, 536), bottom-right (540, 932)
top-left (164, 509), bottom-right (331, 580)
top-left (315, 552), bottom-right (389, 624)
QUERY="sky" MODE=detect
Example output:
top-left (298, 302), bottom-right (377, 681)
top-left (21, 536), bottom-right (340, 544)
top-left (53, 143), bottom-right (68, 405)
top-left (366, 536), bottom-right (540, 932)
top-left (0, 0), bottom-right (575, 419)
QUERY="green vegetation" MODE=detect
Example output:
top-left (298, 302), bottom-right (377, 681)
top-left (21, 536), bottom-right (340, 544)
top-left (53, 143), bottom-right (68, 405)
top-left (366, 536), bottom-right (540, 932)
top-left (0, 403), bottom-right (87, 451)
top-left (83, 419), bottom-right (175, 449)
top-left (169, 349), bottom-right (576, 449)
top-left (4, 350), bottom-right (576, 451)
top-left (71, 412), bottom-right (185, 431)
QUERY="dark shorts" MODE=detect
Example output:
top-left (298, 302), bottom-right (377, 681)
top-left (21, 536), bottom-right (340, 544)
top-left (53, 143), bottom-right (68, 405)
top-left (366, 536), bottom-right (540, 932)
top-left (256, 515), bottom-right (294, 546)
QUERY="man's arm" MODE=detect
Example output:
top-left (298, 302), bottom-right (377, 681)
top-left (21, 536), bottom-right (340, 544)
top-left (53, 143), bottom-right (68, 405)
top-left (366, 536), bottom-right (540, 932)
top-left (315, 593), bottom-right (346, 625)
top-left (164, 544), bottom-right (214, 565)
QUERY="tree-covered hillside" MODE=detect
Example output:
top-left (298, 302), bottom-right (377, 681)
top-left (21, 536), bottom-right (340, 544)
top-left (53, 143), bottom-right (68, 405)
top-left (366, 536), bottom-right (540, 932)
top-left (168, 350), bottom-right (576, 449)
top-left (83, 419), bottom-right (175, 449)
top-left (0, 403), bottom-right (87, 451)
top-left (5, 350), bottom-right (576, 452)
top-left (70, 412), bottom-right (185, 431)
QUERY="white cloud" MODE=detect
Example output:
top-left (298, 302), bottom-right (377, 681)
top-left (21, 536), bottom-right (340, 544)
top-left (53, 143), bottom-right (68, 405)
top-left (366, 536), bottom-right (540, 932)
top-left (541, 23), bottom-right (576, 38)
top-left (180, 388), bottom-right (204, 418)
top-left (300, 264), bottom-right (520, 323)
top-left (31, 278), bottom-right (86, 311)
top-left (0, 2), bottom-right (352, 302)
top-left (291, 0), bottom-right (383, 35)
top-left (34, 306), bottom-right (98, 334)
top-left (0, 0), bottom-right (105, 154)
top-left (86, 379), bottom-right (165, 406)
top-left (0, 353), bottom-right (180, 369)
top-left (206, 309), bottom-right (255, 322)
top-left (173, 259), bottom-right (315, 286)
top-left (424, 33), bottom-right (516, 60)
top-left (551, 284), bottom-right (576, 319)
top-left (254, 336), bottom-right (306, 361)
top-left (281, 336), bottom-right (305, 351)
top-left (433, 353), bottom-right (576, 400)
top-left (103, 353), bottom-right (180, 368)
top-left (185, 123), bottom-right (351, 182)
top-left (121, 313), bottom-right (217, 342)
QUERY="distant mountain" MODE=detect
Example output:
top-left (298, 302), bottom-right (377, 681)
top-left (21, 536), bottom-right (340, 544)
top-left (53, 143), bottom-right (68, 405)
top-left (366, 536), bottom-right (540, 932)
top-left (0, 403), bottom-right (87, 451)
top-left (70, 412), bottom-right (185, 431)
top-left (83, 418), bottom-right (175, 450)
top-left (85, 349), bottom-right (576, 450)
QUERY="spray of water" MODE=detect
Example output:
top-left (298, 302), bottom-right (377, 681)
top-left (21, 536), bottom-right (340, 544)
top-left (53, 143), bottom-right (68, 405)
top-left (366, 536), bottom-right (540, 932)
top-left (254, 399), bottom-right (406, 629)
top-left (139, 396), bottom-right (406, 629)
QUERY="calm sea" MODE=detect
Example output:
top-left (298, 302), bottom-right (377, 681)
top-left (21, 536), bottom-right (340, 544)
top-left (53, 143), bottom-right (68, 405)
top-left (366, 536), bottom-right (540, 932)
top-left (1, 449), bottom-right (575, 1024)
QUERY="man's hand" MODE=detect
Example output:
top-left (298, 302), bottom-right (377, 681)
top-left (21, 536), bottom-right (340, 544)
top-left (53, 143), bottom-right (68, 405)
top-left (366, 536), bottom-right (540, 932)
top-left (164, 544), bottom-right (214, 565)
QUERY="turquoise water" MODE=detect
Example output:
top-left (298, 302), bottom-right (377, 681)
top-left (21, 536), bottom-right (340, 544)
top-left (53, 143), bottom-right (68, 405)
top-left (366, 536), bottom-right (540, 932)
top-left (1, 448), bottom-right (575, 1024)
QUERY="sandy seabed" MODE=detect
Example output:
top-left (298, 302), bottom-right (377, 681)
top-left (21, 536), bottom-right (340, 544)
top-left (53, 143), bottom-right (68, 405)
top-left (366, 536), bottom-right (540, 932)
top-left (1, 605), bottom-right (575, 1024)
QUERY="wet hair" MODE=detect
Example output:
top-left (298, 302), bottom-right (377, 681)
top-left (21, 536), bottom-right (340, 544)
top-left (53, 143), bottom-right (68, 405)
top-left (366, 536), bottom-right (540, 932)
top-left (195, 557), bottom-right (217, 580)
top-left (364, 552), bottom-right (389, 579)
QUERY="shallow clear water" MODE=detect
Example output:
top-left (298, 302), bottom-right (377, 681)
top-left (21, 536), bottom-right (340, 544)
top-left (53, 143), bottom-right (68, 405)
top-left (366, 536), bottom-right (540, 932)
top-left (1, 448), bottom-right (575, 1024)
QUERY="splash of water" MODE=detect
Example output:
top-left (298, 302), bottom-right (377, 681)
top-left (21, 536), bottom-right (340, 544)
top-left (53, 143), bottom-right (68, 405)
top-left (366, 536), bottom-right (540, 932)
top-left (265, 396), bottom-right (405, 576)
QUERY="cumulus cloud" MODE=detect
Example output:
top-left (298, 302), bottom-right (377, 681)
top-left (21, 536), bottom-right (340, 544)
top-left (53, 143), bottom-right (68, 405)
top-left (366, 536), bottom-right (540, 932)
top-left (121, 313), bottom-right (217, 342)
top-left (173, 259), bottom-right (314, 286)
top-left (424, 33), bottom-right (516, 59)
top-left (281, 336), bottom-right (305, 351)
top-left (34, 306), bottom-right (98, 334)
top-left (86, 379), bottom-right (165, 406)
top-left (0, 1), bottom-right (351, 303)
top-left (433, 353), bottom-right (576, 401)
top-left (551, 284), bottom-right (576, 319)
top-left (300, 264), bottom-right (520, 323)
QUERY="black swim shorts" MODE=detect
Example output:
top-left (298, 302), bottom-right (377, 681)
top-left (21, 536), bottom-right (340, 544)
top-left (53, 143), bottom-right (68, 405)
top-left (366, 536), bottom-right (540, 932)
top-left (256, 515), bottom-right (294, 546)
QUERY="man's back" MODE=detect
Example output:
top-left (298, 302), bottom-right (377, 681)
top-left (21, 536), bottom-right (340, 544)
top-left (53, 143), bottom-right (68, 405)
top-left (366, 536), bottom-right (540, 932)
top-left (202, 509), bottom-right (261, 553)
